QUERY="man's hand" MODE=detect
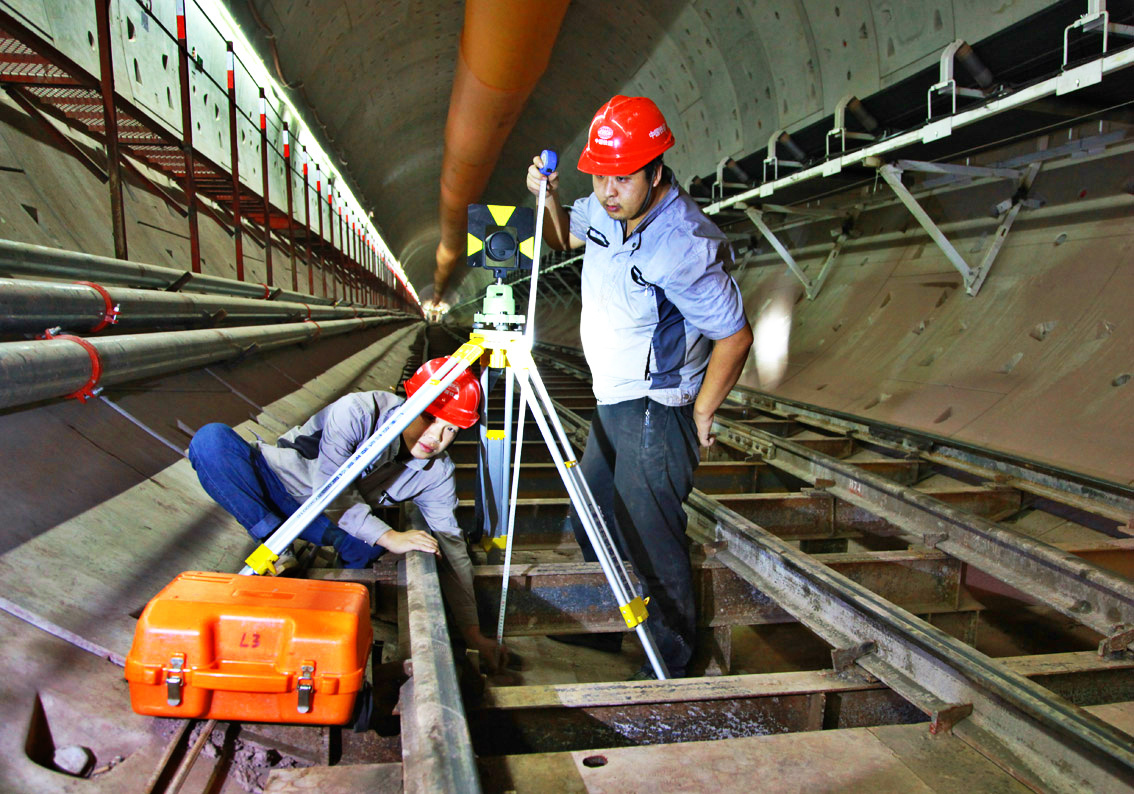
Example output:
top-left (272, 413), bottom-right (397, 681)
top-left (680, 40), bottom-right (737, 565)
top-left (376, 528), bottom-right (439, 556)
top-left (693, 408), bottom-right (716, 448)
top-left (692, 323), bottom-right (753, 448)
top-left (463, 625), bottom-right (510, 674)
top-left (526, 154), bottom-right (559, 198)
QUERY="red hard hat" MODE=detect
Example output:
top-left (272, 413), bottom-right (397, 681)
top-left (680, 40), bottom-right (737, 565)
top-left (404, 357), bottom-right (481, 429)
top-left (577, 95), bottom-right (676, 176)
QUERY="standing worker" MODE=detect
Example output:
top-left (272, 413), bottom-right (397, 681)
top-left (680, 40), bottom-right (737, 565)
top-left (525, 95), bottom-right (753, 678)
top-left (187, 357), bottom-right (510, 672)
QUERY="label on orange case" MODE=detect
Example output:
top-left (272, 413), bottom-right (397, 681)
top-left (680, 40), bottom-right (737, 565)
top-left (218, 617), bottom-right (283, 662)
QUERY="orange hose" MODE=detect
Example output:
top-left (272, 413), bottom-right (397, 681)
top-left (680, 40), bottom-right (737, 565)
top-left (433, 0), bottom-right (570, 300)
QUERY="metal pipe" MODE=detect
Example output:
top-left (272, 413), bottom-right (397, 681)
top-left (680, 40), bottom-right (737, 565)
top-left (0, 316), bottom-right (402, 410)
top-left (0, 278), bottom-right (391, 334)
top-left (0, 239), bottom-right (344, 306)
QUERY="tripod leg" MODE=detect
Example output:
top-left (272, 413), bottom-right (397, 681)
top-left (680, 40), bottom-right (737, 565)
top-left (496, 366), bottom-right (529, 646)
top-left (509, 360), bottom-right (670, 679)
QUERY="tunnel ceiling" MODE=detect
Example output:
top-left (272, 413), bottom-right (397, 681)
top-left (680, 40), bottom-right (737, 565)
top-left (226, 0), bottom-right (1067, 303)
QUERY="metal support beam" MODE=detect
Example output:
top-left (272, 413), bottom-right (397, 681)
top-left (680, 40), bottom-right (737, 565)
top-left (225, 42), bottom-right (245, 282)
top-left (685, 490), bottom-right (1134, 792)
top-left (469, 651), bottom-right (1134, 755)
top-left (451, 485), bottom-right (1024, 546)
top-left (323, 549), bottom-right (982, 635)
top-left (477, 553), bottom-right (974, 635)
top-left (711, 416), bottom-right (1134, 649)
top-left (283, 123), bottom-right (296, 291)
top-left (878, 164), bottom-right (978, 290)
top-left (399, 553), bottom-right (481, 794)
top-left (967, 159), bottom-right (1045, 295)
top-left (93, 0), bottom-right (126, 260)
top-left (745, 208), bottom-right (817, 298)
top-left (893, 159), bottom-right (1020, 181)
top-left (316, 166), bottom-right (327, 298)
top-left (809, 211), bottom-right (859, 299)
top-left (326, 190), bottom-right (336, 300)
top-left (302, 147), bottom-right (312, 294)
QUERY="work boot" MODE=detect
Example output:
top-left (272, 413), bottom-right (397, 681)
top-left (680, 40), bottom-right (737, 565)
top-left (548, 632), bottom-right (624, 654)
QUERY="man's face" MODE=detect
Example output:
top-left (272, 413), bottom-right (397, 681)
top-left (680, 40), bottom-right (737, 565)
top-left (402, 413), bottom-right (460, 460)
top-left (592, 167), bottom-right (657, 221)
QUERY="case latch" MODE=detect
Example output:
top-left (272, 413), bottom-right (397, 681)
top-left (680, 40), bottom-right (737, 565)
top-left (166, 654), bottom-right (186, 706)
top-left (296, 662), bottom-right (315, 714)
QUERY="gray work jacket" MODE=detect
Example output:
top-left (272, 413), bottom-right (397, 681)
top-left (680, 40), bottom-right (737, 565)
top-left (256, 391), bottom-right (477, 629)
top-left (258, 390), bottom-right (460, 546)
top-left (569, 175), bottom-right (747, 406)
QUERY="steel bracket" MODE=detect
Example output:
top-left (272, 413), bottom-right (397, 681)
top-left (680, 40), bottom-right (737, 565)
top-left (762, 129), bottom-right (802, 184)
top-left (1099, 624), bottom-right (1134, 657)
top-left (922, 531), bottom-right (950, 549)
top-left (745, 208), bottom-right (819, 299)
top-left (879, 161), bottom-right (1040, 296)
top-left (831, 640), bottom-right (876, 674)
top-left (929, 700), bottom-right (974, 735)
top-left (927, 40), bottom-right (987, 121)
top-left (826, 94), bottom-right (877, 158)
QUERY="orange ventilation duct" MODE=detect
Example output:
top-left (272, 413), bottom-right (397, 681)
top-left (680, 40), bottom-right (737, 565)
top-left (433, 0), bottom-right (570, 300)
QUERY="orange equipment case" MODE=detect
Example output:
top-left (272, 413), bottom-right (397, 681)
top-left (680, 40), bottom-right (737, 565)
top-left (125, 571), bottom-right (372, 725)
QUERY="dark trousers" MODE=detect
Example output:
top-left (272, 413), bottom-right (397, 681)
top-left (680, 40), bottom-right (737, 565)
top-left (570, 398), bottom-right (699, 676)
top-left (187, 423), bottom-right (382, 569)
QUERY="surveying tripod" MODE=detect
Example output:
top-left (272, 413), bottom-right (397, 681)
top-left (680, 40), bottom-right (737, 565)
top-left (241, 152), bottom-right (670, 680)
top-left (239, 320), bottom-right (669, 680)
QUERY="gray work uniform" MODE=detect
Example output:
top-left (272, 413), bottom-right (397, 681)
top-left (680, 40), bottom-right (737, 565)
top-left (258, 391), bottom-right (477, 630)
top-left (568, 174), bottom-right (747, 675)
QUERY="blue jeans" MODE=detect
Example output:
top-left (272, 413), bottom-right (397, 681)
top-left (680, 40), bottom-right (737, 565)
top-left (188, 423), bottom-right (383, 569)
top-left (570, 398), bottom-right (699, 676)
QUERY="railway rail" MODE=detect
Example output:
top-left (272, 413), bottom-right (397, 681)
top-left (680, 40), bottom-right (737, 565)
top-left (131, 326), bottom-right (1134, 792)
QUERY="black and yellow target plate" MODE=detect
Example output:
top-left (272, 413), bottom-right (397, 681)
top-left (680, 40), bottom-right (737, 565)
top-left (467, 204), bottom-right (535, 276)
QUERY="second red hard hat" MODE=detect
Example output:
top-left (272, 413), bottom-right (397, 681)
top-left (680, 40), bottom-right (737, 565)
top-left (404, 357), bottom-right (481, 429)
top-left (577, 95), bottom-right (676, 176)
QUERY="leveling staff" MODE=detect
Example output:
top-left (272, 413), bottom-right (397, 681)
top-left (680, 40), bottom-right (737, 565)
top-left (526, 95), bottom-right (753, 678)
top-left (188, 357), bottom-right (509, 672)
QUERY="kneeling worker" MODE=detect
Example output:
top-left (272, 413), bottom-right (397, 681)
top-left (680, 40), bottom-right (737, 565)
top-left (187, 357), bottom-right (509, 671)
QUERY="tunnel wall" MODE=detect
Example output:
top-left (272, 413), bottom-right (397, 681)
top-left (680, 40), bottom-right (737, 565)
top-left (527, 126), bottom-right (1134, 485)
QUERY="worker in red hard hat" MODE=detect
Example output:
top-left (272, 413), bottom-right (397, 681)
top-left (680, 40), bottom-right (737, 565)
top-left (188, 357), bottom-right (510, 672)
top-left (526, 96), bottom-right (753, 679)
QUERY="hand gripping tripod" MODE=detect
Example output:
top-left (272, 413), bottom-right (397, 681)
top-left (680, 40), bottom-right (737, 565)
top-left (241, 153), bottom-right (669, 680)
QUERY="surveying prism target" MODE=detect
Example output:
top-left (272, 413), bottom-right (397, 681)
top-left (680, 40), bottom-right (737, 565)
top-left (467, 204), bottom-right (536, 279)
